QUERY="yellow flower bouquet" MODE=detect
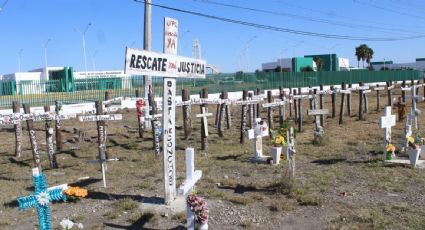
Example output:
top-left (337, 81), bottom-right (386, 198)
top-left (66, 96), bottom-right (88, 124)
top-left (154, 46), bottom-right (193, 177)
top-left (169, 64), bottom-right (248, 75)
top-left (63, 186), bottom-right (88, 201)
top-left (386, 143), bottom-right (396, 160)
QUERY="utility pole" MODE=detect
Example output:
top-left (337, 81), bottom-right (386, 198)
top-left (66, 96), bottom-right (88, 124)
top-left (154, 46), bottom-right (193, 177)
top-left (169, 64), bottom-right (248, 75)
top-left (144, 0), bottom-right (152, 99)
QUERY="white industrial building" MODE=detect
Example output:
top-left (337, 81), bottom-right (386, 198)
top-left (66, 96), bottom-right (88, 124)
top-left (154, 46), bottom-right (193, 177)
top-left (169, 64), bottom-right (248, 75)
top-left (371, 58), bottom-right (425, 71)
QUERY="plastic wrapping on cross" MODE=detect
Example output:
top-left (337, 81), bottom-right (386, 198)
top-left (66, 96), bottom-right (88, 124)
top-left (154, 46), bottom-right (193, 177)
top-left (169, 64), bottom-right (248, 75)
top-left (17, 172), bottom-right (67, 230)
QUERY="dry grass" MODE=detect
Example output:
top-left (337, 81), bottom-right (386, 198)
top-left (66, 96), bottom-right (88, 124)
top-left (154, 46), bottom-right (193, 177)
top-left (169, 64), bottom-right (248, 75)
top-left (1, 87), bottom-right (425, 229)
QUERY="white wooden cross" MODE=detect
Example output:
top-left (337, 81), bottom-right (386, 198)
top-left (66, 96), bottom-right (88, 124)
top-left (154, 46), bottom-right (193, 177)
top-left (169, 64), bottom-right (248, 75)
top-left (307, 108), bottom-right (328, 138)
top-left (178, 148), bottom-right (202, 230)
top-left (196, 107), bottom-right (213, 137)
top-left (380, 106), bottom-right (396, 160)
top-left (262, 98), bottom-right (286, 121)
top-left (78, 113), bottom-right (123, 188)
top-left (287, 127), bottom-right (296, 181)
top-left (404, 109), bottom-right (414, 148)
top-left (246, 118), bottom-right (269, 162)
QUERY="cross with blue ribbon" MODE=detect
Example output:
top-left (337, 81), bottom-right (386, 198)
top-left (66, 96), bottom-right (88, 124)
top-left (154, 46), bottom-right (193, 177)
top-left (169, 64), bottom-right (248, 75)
top-left (17, 168), bottom-right (67, 230)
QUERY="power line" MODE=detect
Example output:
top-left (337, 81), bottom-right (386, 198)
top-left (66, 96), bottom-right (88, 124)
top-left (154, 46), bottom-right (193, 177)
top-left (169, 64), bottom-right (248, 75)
top-left (353, 0), bottom-right (425, 20)
top-left (190, 0), bottom-right (421, 35)
top-left (276, 0), bottom-right (424, 29)
top-left (0, 0), bottom-right (9, 11)
top-left (133, 0), bottom-right (425, 41)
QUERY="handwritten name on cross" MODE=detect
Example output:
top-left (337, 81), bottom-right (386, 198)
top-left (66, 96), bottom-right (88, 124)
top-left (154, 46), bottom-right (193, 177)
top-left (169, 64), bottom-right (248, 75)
top-left (380, 106), bottom-right (396, 160)
top-left (17, 168), bottom-right (67, 230)
top-left (178, 148), bottom-right (202, 230)
top-left (196, 107), bottom-right (213, 137)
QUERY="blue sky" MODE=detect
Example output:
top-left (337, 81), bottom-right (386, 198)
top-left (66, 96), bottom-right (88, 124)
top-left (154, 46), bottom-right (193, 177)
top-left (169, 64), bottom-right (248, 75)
top-left (0, 0), bottom-right (425, 75)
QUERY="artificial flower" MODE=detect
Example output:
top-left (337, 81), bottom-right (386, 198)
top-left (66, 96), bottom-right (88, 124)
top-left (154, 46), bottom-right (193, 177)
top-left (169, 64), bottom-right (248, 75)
top-left (60, 219), bottom-right (74, 229)
top-left (36, 192), bottom-right (50, 206)
top-left (386, 143), bottom-right (396, 152)
top-left (63, 187), bottom-right (88, 199)
top-left (407, 136), bottom-right (415, 144)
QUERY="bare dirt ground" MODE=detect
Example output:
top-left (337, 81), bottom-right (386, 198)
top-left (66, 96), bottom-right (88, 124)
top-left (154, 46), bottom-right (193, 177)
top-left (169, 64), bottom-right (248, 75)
top-left (1, 88), bottom-right (425, 230)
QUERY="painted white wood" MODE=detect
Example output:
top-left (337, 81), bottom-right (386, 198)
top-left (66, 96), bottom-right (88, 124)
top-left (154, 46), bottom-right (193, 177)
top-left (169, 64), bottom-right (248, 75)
top-left (78, 114), bottom-right (122, 122)
top-left (196, 107), bottom-right (213, 137)
top-left (162, 78), bottom-right (177, 204)
top-left (380, 106), bottom-right (396, 160)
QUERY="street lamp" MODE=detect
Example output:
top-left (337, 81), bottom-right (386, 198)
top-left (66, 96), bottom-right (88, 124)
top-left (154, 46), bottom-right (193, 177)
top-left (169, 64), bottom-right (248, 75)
top-left (243, 35), bottom-right (257, 72)
top-left (92, 50), bottom-right (99, 71)
top-left (17, 49), bottom-right (23, 72)
top-left (76, 22), bottom-right (92, 77)
top-left (327, 44), bottom-right (338, 72)
top-left (178, 30), bottom-right (190, 55)
top-left (43, 39), bottom-right (51, 79)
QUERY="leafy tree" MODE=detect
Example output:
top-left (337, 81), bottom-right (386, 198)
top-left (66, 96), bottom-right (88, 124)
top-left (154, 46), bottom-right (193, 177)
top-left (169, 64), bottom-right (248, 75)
top-left (301, 66), bottom-right (314, 72)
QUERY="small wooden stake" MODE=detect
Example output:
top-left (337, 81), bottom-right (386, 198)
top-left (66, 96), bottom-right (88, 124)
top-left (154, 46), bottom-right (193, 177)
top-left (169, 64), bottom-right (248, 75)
top-left (12, 101), bottom-right (22, 158)
top-left (24, 104), bottom-right (42, 171)
top-left (240, 90), bottom-right (248, 144)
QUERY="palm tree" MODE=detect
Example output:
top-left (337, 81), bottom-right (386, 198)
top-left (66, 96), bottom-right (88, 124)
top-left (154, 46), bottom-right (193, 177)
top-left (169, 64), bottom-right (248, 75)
top-left (313, 57), bottom-right (324, 71)
top-left (355, 48), bottom-right (361, 68)
top-left (365, 47), bottom-right (374, 67)
top-left (355, 44), bottom-right (373, 68)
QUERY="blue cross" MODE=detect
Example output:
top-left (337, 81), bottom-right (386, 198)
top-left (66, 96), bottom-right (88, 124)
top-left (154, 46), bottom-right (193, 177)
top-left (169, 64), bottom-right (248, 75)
top-left (17, 168), bottom-right (67, 230)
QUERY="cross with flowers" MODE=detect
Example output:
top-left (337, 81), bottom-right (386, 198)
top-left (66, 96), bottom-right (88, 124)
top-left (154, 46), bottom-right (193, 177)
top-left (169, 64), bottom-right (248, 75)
top-left (17, 168), bottom-right (67, 230)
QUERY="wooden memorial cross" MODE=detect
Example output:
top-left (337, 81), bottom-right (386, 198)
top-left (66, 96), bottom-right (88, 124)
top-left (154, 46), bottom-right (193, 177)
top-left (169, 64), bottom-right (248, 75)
top-left (330, 86), bottom-right (336, 118)
top-left (125, 17), bottom-right (206, 204)
top-left (256, 88), bottom-right (261, 118)
top-left (386, 81), bottom-right (394, 108)
top-left (288, 87), bottom-right (293, 118)
top-left (410, 84), bottom-right (423, 129)
top-left (181, 89), bottom-right (193, 140)
top-left (293, 89), bottom-right (298, 123)
top-left (200, 88), bottom-right (209, 151)
top-left (43, 106), bottom-right (57, 169)
top-left (13, 101), bottom-right (22, 157)
top-left (380, 106), bottom-right (396, 160)
top-left (148, 91), bottom-right (163, 156)
top-left (54, 101), bottom-right (63, 151)
top-left (0, 104), bottom-right (73, 169)
top-left (338, 82), bottom-right (351, 124)
top-left (278, 86), bottom-right (286, 125)
top-left (347, 83), bottom-right (353, 116)
top-left (24, 104), bottom-right (42, 170)
top-left (357, 83), bottom-right (369, 120)
top-left (196, 107), bottom-right (213, 148)
top-left (248, 92), bottom-right (254, 128)
top-left (287, 127), bottom-right (296, 182)
top-left (217, 91), bottom-right (228, 137)
top-left (178, 148), bottom-right (203, 230)
top-left (319, 84), bottom-right (325, 125)
top-left (401, 80), bottom-right (410, 102)
top-left (246, 118), bottom-right (269, 162)
top-left (239, 90), bottom-right (249, 144)
top-left (403, 109), bottom-right (414, 148)
top-left (393, 96), bottom-right (406, 122)
top-left (308, 95), bottom-right (329, 141)
top-left (374, 84), bottom-right (385, 112)
top-left (262, 98), bottom-right (286, 128)
top-left (78, 101), bottom-right (122, 188)
top-left (293, 92), bottom-right (309, 132)
top-left (266, 90), bottom-right (274, 130)
top-left (17, 168), bottom-right (68, 230)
